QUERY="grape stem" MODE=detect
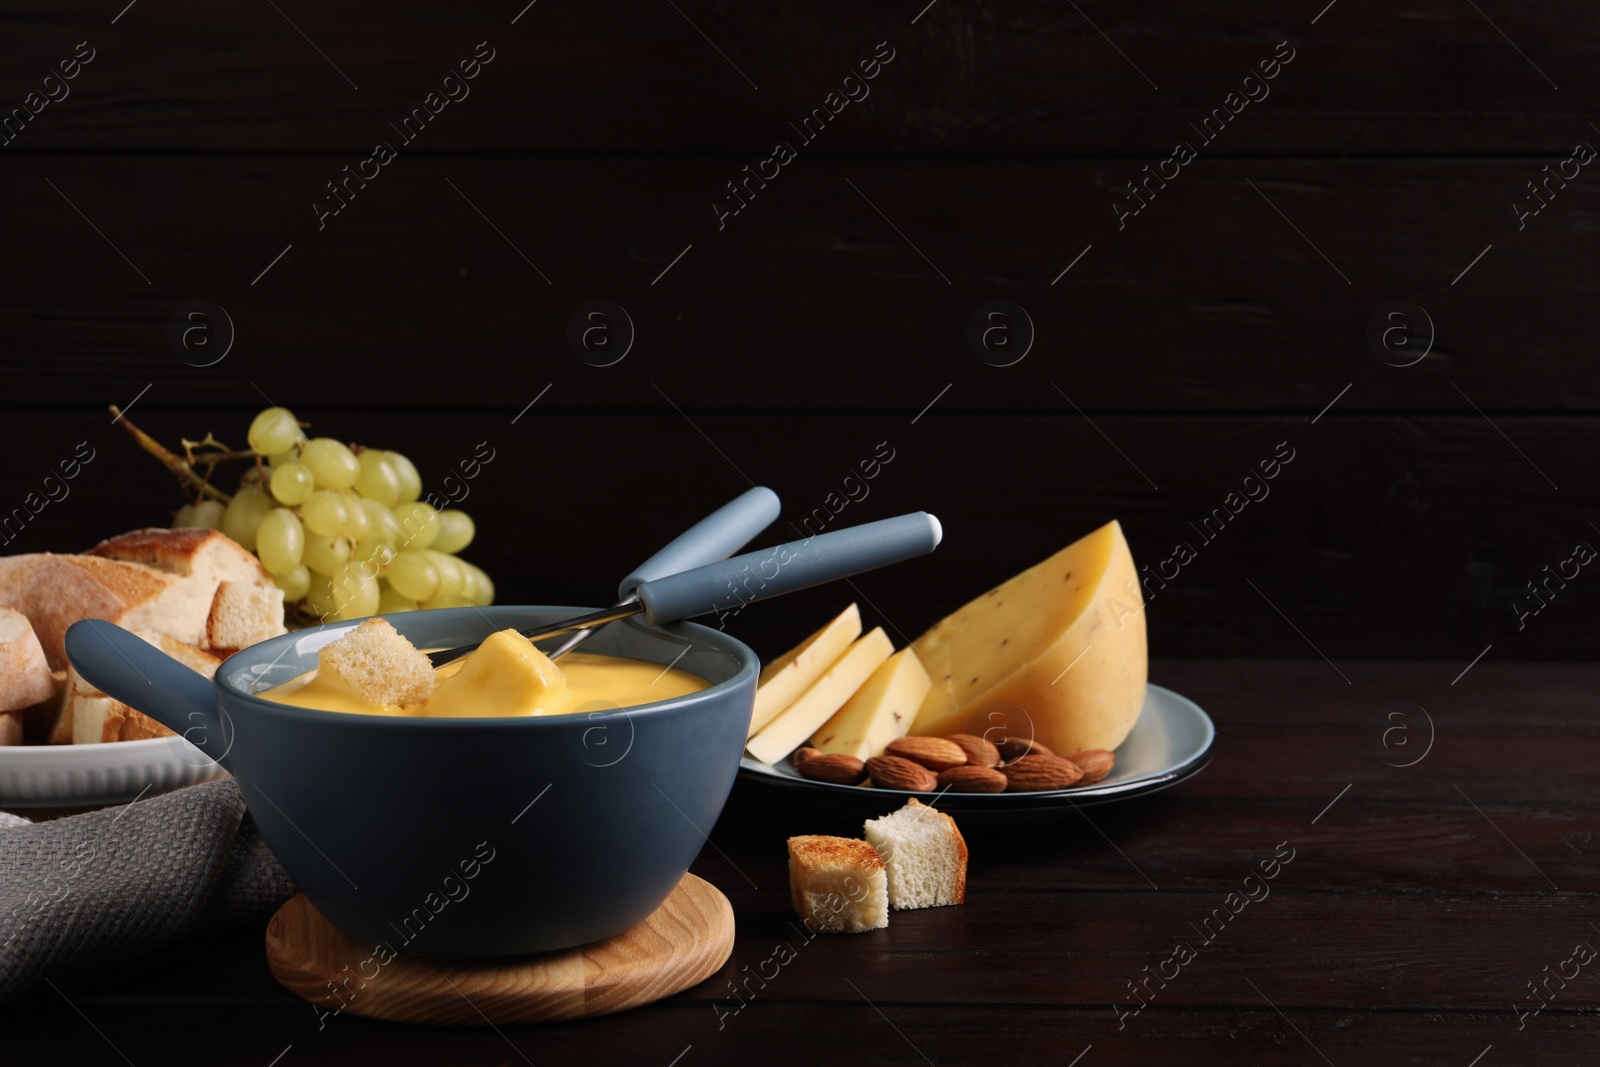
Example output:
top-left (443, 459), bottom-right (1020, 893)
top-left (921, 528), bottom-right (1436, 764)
top-left (181, 433), bottom-right (253, 465)
top-left (180, 432), bottom-right (262, 488)
top-left (109, 405), bottom-right (235, 504)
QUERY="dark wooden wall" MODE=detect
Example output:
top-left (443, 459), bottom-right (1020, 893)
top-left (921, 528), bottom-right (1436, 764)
top-left (3, 1), bottom-right (1596, 661)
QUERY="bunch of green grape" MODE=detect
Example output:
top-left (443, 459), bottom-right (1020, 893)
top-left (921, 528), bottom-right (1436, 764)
top-left (171, 407), bottom-right (491, 622)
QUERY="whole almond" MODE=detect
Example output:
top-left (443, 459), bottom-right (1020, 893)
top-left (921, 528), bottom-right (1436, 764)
top-left (944, 733), bottom-right (1001, 768)
top-left (996, 736), bottom-right (1055, 763)
top-left (794, 752), bottom-right (867, 785)
top-left (937, 765), bottom-right (1008, 793)
top-left (1003, 754), bottom-right (1084, 792)
top-left (1063, 749), bottom-right (1115, 785)
top-left (865, 755), bottom-right (939, 792)
top-left (884, 736), bottom-right (967, 771)
top-left (793, 746), bottom-right (821, 766)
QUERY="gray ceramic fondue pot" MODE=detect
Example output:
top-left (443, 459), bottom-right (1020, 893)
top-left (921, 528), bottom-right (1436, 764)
top-left (67, 607), bottom-right (757, 958)
top-left (66, 511), bottom-right (943, 957)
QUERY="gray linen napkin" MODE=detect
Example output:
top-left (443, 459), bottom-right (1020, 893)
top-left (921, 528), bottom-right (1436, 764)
top-left (0, 777), bottom-right (296, 1001)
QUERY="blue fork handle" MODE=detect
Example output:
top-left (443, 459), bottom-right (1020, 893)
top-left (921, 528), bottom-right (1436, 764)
top-left (634, 512), bottom-right (942, 624)
top-left (618, 486), bottom-right (780, 599)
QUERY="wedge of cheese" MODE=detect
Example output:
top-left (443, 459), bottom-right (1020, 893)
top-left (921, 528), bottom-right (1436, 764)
top-left (746, 627), bottom-right (892, 764)
top-left (748, 604), bottom-right (861, 739)
top-left (810, 647), bottom-right (931, 760)
top-left (908, 520), bottom-right (1147, 754)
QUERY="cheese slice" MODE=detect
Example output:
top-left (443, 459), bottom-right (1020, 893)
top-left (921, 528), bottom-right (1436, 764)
top-left (809, 646), bottom-right (931, 760)
top-left (746, 627), bottom-right (892, 764)
top-left (908, 520), bottom-right (1147, 754)
top-left (747, 603), bottom-right (861, 739)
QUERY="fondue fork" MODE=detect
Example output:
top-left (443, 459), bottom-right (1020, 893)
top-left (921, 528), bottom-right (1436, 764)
top-left (425, 511), bottom-right (942, 668)
top-left (545, 486), bottom-right (780, 661)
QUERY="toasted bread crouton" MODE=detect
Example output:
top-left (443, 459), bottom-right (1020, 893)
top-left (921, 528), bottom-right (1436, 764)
top-left (787, 835), bottom-right (889, 933)
top-left (317, 617), bottom-right (433, 706)
top-left (863, 797), bottom-right (968, 910)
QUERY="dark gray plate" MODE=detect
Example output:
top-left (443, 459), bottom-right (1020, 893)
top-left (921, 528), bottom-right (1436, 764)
top-left (736, 683), bottom-right (1215, 827)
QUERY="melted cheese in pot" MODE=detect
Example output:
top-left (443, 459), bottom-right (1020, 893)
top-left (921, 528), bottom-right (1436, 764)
top-left (261, 630), bottom-right (706, 717)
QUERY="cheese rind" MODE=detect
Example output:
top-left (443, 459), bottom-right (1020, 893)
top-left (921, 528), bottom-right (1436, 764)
top-left (810, 646), bottom-right (931, 760)
top-left (908, 520), bottom-right (1147, 754)
top-left (747, 604), bottom-right (862, 739)
top-left (746, 627), bottom-right (893, 764)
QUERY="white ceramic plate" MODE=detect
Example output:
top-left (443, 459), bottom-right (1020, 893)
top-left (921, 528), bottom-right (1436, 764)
top-left (736, 682), bottom-right (1215, 826)
top-left (0, 736), bottom-right (225, 808)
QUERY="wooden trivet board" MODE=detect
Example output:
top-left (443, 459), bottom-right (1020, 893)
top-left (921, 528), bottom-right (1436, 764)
top-left (265, 873), bottom-right (734, 1025)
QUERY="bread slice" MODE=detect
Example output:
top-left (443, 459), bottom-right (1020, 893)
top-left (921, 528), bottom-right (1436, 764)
top-left (204, 579), bottom-right (285, 652)
top-left (64, 670), bottom-right (135, 744)
top-left (0, 553), bottom-right (215, 669)
top-left (0, 606), bottom-right (59, 746)
top-left (0, 607), bottom-right (57, 713)
top-left (88, 528), bottom-right (284, 650)
top-left (316, 618), bottom-right (434, 706)
top-left (863, 798), bottom-right (968, 910)
top-left (22, 669), bottom-right (66, 743)
top-left (49, 669), bottom-right (80, 744)
top-left (87, 527), bottom-right (270, 586)
top-left (64, 630), bottom-right (220, 744)
top-left (787, 835), bottom-right (889, 933)
top-left (0, 530), bottom-right (284, 673)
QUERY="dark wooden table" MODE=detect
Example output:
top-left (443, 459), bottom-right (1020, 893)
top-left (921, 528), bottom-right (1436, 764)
top-left (3, 658), bottom-right (1592, 1065)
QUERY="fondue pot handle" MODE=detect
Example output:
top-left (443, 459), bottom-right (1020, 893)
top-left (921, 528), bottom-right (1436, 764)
top-left (64, 619), bottom-right (229, 766)
top-left (634, 511), bottom-right (942, 625)
top-left (617, 486), bottom-right (780, 599)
